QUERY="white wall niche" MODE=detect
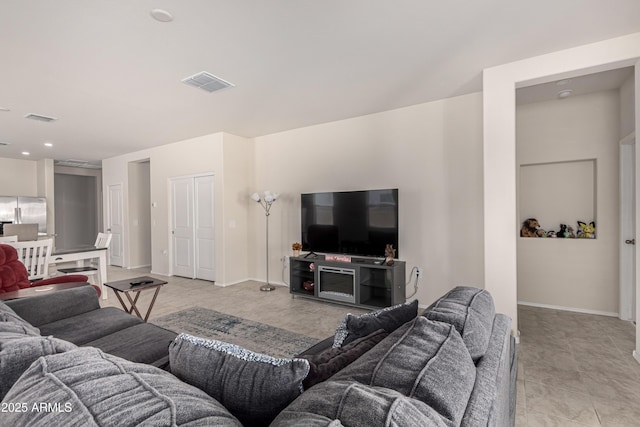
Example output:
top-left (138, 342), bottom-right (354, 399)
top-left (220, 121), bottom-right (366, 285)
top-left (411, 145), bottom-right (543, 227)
top-left (519, 159), bottom-right (597, 238)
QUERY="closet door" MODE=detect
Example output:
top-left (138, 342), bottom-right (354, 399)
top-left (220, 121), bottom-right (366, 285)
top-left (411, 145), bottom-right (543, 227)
top-left (170, 174), bottom-right (215, 281)
top-left (195, 175), bottom-right (215, 281)
top-left (171, 177), bottom-right (195, 278)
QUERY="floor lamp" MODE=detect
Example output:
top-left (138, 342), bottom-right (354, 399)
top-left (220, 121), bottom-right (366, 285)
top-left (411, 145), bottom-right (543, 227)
top-left (251, 191), bottom-right (279, 291)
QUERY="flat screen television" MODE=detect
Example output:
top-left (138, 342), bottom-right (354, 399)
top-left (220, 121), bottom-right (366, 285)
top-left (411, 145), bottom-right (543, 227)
top-left (301, 188), bottom-right (398, 258)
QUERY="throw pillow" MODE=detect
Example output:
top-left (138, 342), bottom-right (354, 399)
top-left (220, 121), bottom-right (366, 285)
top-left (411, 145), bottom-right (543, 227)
top-left (422, 286), bottom-right (495, 361)
top-left (169, 333), bottom-right (310, 426)
top-left (332, 299), bottom-right (418, 348)
top-left (0, 333), bottom-right (76, 400)
top-left (0, 300), bottom-right (40, 336)
top-left (303, 328), bottom-right (388, 389)
top-left (331, 316), bottom-right (476, 426)
top-left (271, 380), bottom-right (448, 427)
top-left (2, 347), bottom-right (242, 426)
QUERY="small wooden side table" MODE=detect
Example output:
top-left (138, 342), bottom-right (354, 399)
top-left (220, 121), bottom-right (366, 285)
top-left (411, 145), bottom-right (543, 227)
top-left (104, 276), bottom-right (167, 322)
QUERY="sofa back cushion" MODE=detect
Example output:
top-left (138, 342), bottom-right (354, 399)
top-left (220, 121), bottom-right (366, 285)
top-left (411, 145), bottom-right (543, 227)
top-left (0, 300), bottom-right (40, 336)
top-left (303, 329), bottom-right (388, 389)
top-left (331, 316), bottom-right (476, 426)
top-left (271, 380), bottom-right (449, 427)
top-left (0, 333), bottom-right (76, 400)
top-left (422, 286), bottom-right (495, 361)
top-left (169, 333), bottom-right (310, 426)
top-left (332, 299), bottom-right (418, 348)
top-left (2, 347), bottom-right (242, 426)
top-left (5, 285), bottom-right (100, 327)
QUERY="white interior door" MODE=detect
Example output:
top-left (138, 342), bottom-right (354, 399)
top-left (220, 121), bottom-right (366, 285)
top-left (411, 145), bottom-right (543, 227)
top-left (171, 177), bottom-right (195, 278)
top-left (107, 184), bottom-right (124, 267)
top-left (195, 175), bottom-right (215, 281)
top-left (620, 142), bottom-right (636, 321)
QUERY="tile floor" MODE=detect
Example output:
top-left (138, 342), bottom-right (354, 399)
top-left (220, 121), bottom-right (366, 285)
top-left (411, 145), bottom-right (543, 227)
top-left (517, 305), bottom-right (640, 426)
top-left (98, 267), bottom-right (640, 426)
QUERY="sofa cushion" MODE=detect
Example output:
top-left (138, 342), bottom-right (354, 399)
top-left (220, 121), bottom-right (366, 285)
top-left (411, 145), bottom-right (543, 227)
top-left (5, 286), bottom-right (100, 327)
top-left (169, 333), bottom-right (310, 426)
top-left (84, 322), bottom-right (177, 367)
top-left (0, 333), bottom-right (76, 400)
top-left (271, 380), bottom-right (448, 427)
top-left (332, 299), bottom-right (418, 348)
top-left (422, 286), bottom-right (495, 361)
top-left (38, 306), bottom-right (142, 345)
top-left (2, 347), bottom-right (242, 426)
top-left (0, 300), bottom-right (40, 336)
top-left (462, 314), bottom-right (513, 427)
top-left (303, 328), bottom-right (388, 389)
top-left (331, 316), bottom-right (476, 426)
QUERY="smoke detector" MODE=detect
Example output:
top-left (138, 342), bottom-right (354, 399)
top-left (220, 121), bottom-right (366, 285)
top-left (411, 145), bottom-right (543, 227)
top-left (182, 71), bottom-right (234, 93)
top-left (557, 89), bottom-right (573, 99)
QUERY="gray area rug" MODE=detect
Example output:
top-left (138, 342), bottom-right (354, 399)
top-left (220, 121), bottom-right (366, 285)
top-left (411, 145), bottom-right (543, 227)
top-left (152, 307), bottom-right (319, 358)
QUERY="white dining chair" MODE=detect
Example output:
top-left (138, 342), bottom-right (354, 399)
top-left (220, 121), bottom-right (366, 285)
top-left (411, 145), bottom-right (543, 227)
top-left (58, 233), bottom-right (112, 283)
top-left (9, 238), bottom-right (54, 281)
top-left (94, 232), bottom-right (113, 249)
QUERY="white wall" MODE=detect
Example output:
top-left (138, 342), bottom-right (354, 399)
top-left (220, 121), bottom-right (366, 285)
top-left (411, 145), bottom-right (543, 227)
top-left (516, 91), bottom-right (621, 315)
top-left (620, 73), bottom-right (635, 138)
top-left (102, 132), bottom-right (252, 286)
top-left (128, 160), bottom-right (151, 268)
top-left (0, 158), bottom-right (38, 195)
top-left (221, 133), bottom-right (254, 285)
top-left (484, 31), bottom-right (640, 337)
top-left (253, 93), bottom-right (485, 305)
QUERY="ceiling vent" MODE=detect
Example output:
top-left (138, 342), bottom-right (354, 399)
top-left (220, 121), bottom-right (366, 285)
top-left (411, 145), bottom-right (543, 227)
top-left (25, 113), bottom-right (57, 123)
top-left (181, 71), bottom-right (234, 93)
top-left (54, 159), bottom-right (102, 169)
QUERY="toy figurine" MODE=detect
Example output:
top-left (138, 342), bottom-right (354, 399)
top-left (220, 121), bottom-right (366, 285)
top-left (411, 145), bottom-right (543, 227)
top-left (384, 244), bottom-right (395, 266)
top-left (520, 218), bottom-right (540, 237)
top-left (558, 224), bottom-right (568, 238)
top-left (577, 221), bottom-right (596, 239)
top-left (567, 226), bottom-right (576, 238)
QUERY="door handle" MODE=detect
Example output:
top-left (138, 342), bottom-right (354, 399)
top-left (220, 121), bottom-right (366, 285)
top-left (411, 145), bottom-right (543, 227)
top-left (625, 239), bottom-right (635, 245)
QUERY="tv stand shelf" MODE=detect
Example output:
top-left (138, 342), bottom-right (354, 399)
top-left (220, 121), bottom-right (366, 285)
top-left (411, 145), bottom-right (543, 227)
top-left (289, 255), bottom-right (406, 310)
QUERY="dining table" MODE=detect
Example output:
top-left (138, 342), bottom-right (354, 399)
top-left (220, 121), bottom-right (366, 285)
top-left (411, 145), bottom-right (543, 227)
top-left (52, 246), bottom-right (109, 299)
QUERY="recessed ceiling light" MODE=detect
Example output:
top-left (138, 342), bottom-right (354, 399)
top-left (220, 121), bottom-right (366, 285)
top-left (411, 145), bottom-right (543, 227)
top-left (150, 9), bottom-right (173, 22)
top-left (44, 142), bottom-right (53, 147)
top-left (558, 89), bottom-right (573, 99)
top-left (21, 151), bottom-right (30, 156)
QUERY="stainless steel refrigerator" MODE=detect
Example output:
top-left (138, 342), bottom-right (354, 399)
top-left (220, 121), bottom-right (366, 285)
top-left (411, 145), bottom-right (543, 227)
top-left (0, 196), bottom-right (47, 235)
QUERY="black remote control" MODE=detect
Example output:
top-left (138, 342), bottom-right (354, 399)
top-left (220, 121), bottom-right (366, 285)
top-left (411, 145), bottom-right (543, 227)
top-left (130, 280), bottom-right (153, 286)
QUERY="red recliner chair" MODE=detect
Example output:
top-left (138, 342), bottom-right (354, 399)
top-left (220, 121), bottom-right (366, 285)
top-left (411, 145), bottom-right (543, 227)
top-left (0, 243), bottom-right (99, 296)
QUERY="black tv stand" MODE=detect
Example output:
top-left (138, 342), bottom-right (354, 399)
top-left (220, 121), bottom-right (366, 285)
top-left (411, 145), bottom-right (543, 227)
top-left (289, 254), bottom-right (406, 310)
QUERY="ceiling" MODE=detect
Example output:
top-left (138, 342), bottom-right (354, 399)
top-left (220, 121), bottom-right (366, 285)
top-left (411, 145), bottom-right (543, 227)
top-left (1, 1), bottom-right (639, 167)
top-left (516, 67), bottom-right (635, 105)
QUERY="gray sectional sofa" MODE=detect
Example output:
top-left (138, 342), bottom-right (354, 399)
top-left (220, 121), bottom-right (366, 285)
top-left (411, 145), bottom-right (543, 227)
top-left (0, 285), bottom-right (516, 426)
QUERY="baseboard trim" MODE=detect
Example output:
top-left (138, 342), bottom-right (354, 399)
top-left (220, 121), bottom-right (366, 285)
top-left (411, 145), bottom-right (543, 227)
top-left (518, 300), bottom-right (618, 317)
top-left (215, 278), bottom-right (288, 288)
top-left (128, 264), bottom-right (151, 270)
